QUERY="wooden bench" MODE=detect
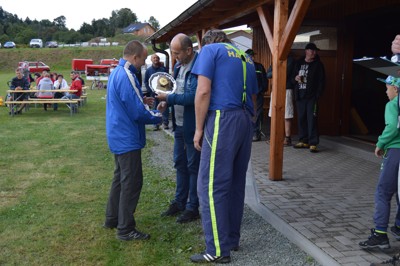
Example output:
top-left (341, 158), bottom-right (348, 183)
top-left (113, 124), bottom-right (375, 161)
top-left (5, 99), bottom-right (79, 116)
top-left (79, 95), bottom-right (87, 106)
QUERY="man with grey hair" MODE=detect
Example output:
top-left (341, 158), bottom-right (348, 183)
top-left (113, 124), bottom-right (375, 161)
top-left (156, 33), bottom-right (201, 224)
top-left (104, 40), bottom-right (162, 241)
top-left (190, 29), bottom-right (258, 263)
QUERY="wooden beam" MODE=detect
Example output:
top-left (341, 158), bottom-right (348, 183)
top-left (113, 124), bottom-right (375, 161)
top-left (196, 30), bottom-right (203, 49)
top-left (202, 0), bottom-right (272, 29)
top-left (278, 0), bottom-right (311, 60)
top-left (269, 0), bottom-right (288, 181)
top-left (256, 6), bottom-right (274, 52)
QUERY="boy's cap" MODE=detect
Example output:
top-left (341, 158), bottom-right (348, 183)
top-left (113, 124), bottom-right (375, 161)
top-left (377, 76), bottom-right (400, 88)
top-left (245, 49), bottom-right (255, 56)
top-left (305, 43), bottom-right (320, 51)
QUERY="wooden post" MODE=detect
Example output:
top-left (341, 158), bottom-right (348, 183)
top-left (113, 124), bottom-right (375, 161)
top-left (268, 0), bottom-right (288, 181)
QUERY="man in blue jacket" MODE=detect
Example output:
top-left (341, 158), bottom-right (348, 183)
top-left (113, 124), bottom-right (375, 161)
top-left (104, 40), bottom-right (162, 241)
top-left (156, 33), bottom-right (200, 224)
top-left (144, 54), bottom-right (169, 130)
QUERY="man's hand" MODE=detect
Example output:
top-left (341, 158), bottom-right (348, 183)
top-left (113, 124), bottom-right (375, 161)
top-left (157, 101), bottom-right (167, 113)
top-left (155, 92), bottom-right (167, 101)
top-left (392, 35), bottom-right (400, 54)
top-left (194, 129), bottom-right (204, 151)
top-left (143, 96), bottom-right (154, 106)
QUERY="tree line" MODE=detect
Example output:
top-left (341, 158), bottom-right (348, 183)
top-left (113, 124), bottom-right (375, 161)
top-left (0, 7), bottom-right (160, 46)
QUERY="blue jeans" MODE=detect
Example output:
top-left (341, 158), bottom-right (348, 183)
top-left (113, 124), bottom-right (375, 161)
top-left (374, 148), bottom-right (400, 232)
top-left (172, 126), bottom-right (200, 212)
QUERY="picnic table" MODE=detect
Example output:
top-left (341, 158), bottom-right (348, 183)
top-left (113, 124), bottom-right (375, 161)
top-left (6, 89), bottom-right (80, 116)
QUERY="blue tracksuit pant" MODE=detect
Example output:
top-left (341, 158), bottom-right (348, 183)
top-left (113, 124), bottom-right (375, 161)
top-left (197, 108), bottom-right (253, 257)
top-left (374, 148), bottom-right (400, 232)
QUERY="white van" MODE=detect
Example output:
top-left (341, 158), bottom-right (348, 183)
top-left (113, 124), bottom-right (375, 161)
top-left (29, 39), bottom-right (43, 48)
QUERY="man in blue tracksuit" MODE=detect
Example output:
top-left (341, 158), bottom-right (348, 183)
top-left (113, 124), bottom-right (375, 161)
top-left (156, 33), bottom-right (200, 224)
top-left (104, 40), bottom-right (162, 241)
top-left (190, 29), bottom-right (258, 264)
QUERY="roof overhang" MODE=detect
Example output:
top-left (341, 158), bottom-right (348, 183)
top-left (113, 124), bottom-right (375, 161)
top-left (146, 0), bottom-right (272, 44)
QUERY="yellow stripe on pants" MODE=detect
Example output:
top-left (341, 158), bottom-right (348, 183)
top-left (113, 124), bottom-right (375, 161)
top-left (209, 110), bottom-right (221, 256)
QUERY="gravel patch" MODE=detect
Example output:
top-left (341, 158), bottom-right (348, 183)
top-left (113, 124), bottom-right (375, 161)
top-left (146, 127), bottom-right (321, 266)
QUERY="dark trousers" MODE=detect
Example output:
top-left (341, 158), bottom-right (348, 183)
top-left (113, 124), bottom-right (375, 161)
top-left (296, 97), bottom-right (319, 145)
top-left (374, 148), bottom-right (400, 231)
top-left (198, 109), bottom-right (253, 257)
top-left (253, 92), bottom-right (264, 136)
top-left (172, 125), bottom-right (200, 212)
top-left (105, 150), bottom-right (143, 235)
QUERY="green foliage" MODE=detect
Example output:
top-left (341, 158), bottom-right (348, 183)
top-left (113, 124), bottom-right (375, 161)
top-left (148, 16), bottom-right (160, 30)
top-left (0, 7), bottom-right (159, 45)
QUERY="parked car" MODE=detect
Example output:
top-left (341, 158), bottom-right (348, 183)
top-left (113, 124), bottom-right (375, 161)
top-left (29, 39), bottom-right (43, 48)
top-left (18, 61), bottom-right (50, 73)
top-left (45, 41), bottom-right (58, 48)
top-left (4, 41), bottom-right (16, 48)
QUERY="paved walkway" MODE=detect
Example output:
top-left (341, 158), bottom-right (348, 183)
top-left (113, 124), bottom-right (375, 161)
top-left (246, 136), bottom-right (400, 265)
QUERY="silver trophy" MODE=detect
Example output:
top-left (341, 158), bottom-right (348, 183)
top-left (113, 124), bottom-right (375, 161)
top-left (148, 72), bottom-right (177, 95)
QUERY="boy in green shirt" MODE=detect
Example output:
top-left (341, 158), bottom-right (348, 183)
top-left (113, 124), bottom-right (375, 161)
top-left (359, 76), bottom-right (400, 250)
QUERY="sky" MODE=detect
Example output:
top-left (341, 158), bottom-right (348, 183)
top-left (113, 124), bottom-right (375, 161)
top-left (0, 0), bottom-right (199, 30)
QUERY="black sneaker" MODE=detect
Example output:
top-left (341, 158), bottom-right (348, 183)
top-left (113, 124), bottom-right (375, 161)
top-left (391, 225), bottom-right (400, 240)
top-left (117, 229), bottom-right (150, 241)
top-left (359, 229), bottom-right (390, 249)
top-left (176, 210), bottom-right (200, 223)
top-left (370, 253), bottom-right (400, 266)
top-left (161, 202), bottom-right (183, 217)
top-left (190, 252), bottom-right (231, 264)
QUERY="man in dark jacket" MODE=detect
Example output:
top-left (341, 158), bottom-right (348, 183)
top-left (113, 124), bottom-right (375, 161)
top-left (156, 33), bottom-right (200, 224)
top-left (293, 42), bottom-right (325, 153)
top-left (245, 49), bottom-right (268, 141)
top-left (144, 54), bottom-right (169, 130)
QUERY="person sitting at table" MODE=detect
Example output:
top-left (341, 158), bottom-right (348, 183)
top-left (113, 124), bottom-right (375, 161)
top-left (9, 68), bottom-right (30, 115)
top-left (37, 72), bottom-right (54, 111)
top-left (53, 74), bottom-right (69, 111)
top-left (62, 71), bottom-right (82, 112)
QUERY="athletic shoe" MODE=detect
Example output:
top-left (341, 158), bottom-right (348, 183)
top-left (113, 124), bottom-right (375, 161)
top-left (161, 202), bottom-right (183, 217)
top-left (176, 210), bottom-right (200, 223)
top-left (309, 145), bottom-right (318, 153)
top-left (359, 229), bottom-right (390, 249)
top-left (252, 134), bottom-right (261, 142)
top-left (190, 252), bottom-right (231, 264)
top-left (153, 125), bottom-right (160, 131)
top-left (391, 225), bottom-right (400, 240)
top-left (163, 123), bottom-right (169, 130)
top-left (370, 253), bottom-right (400, 266)
top-left (117, 229), bottom-right (150, 241)
top-left (293, 142), bottom-right (309, 149)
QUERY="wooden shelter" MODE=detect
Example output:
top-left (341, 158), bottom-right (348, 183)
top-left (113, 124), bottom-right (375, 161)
top-left (146, 0), bottom-right (400, 181)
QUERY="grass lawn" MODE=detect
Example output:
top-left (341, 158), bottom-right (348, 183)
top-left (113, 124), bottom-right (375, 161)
top-left (0, 82), bottom-right (205, 265)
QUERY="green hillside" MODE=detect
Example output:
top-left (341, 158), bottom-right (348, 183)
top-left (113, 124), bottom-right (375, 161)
top-left (0, 46), bottom-right (153, 72)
